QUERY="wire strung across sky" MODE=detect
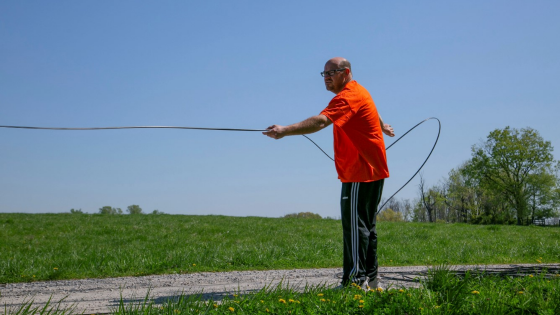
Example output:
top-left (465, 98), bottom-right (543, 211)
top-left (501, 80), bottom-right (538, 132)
top-left (0, 117), bottom-right (441, 212)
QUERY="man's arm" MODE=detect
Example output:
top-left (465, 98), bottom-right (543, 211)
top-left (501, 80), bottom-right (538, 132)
top-left (379, 115), bottom-right (395, 137)
top-left (263, 115), bottom-right (332, 140)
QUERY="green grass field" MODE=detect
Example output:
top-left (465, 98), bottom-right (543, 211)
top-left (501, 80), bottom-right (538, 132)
top-left (1, 213), bottom-right (559, 284)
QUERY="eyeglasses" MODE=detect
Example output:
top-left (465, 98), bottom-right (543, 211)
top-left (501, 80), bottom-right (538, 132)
top-left (320, 68), bottom-right (347, 77)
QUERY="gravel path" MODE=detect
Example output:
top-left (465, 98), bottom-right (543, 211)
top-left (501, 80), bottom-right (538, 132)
top-left (2, 264), bottom-right (558, 314)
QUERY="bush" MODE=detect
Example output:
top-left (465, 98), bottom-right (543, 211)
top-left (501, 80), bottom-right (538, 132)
top-left (283, 212), bottom-right (322, 219)
top-left (69, 208), bottom-right (84, 214)
top-left (377, 208), bottom-right (404, 222)
top-left (151, 210), bottom-right (165, 215)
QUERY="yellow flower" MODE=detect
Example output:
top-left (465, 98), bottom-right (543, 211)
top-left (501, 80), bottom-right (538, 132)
top-left (174, 310), bottom-right (179, 313)
top-left (317, 293), bottom-right (324, 297)
top-left (260, 300), bottom-right (264, 303)
top-left (471, 291), bottom-right (480, 294)
top-left (289, 299), bottom-right (295, 303)
top-left (213, 304), bottom-right (218, 308)
top-left (53, 268), bottom-right (58, 270)
top-left (233, 294), bottom-right (238, 297)
top-left (228, 306), bottom-right (235, 312)
top-left (320, 299), bottom-right (326, 302)
top-left (529, 275), bottom-right (534, 278)
top-left (279, 299), bottom-right (286, 304)
top-left (376, 287), bottom-right (383, 292)
top-left (537, 260), bottom-right (542, 263)
top-left (518, 291), bottom-right (524, 294)
top-left (353, 294), bottom-right (362, 299)
top-left (399, 289), bottom-right (405, 293)
top-left (434, 305), bottom-right (440, 309)
top-left (32, 275), bottom-right (35, 278)
top-left (359, 300), bottom-right (364, 303)
top-left (192, 264), bottom-right (196, 266)
top-left (266, 309), bottom-right (269, 313)
top-left (358, 305), bottom-right (364, 308)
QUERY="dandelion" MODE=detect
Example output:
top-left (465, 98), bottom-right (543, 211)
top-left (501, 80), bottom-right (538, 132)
top-left (358, 305), bottom-right (364, 308)
top-left (376, 287), bottom-right (383, 292)
top-left (53, 268), bottom-right (58, 270)
top-left (537, 260), bottom-right (542, 263)
top-left (471, 291), bottom-right (480, 294)
top-left (213, 304), bottom-right (218, 308)
top-left (353, 294), bottom-right (362, 299)
top-left (320, 299), bottom-right (326, 302)
top-left (359, 300), bottom-right (364, 303)
top-left (289, 299), bottom-right (295, 303)
top-left (233, 294), bottom-right (238, 297)
top-left (192, 264), bottom-right (196, 266)
top-left (518, 291), bottom-right (524, 294)
top-left (228, 306), bottom-right (235, 312)
top-left (260, 300), bottom-right (264, 303)
top-left (317, 293), bottom-right (324, 297)
top-left (266, 309), bottom-right (269, 313)
top-left (399, 289), bottom-right (405, 293)
top-left (529, 274), bottom-right (534, 278)
top-left (279, 299), bottom-right (286, 304)
top-left (32, 275), bottom-right (35, 278)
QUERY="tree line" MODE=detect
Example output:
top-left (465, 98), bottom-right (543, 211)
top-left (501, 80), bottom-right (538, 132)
top-left (69, 205), bottom-right (165, 215)
top-left (379, 126), bottom-right (560, 224)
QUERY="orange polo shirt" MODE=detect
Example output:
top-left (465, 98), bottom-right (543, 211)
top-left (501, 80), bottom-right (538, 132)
top-left (320, 80), bottom-right (389, 183)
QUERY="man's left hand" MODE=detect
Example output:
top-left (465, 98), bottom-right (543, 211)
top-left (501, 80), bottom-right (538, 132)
top-left (382, 124), bottom-right (395, 137)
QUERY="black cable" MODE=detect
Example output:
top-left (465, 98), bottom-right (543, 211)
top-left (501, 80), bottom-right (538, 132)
top-left (1, 118), bottom-right (440, 211)
top-left (377, 117), bottom-right (441, 212)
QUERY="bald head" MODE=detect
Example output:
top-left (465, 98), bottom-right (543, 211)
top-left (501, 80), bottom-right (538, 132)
top-left (323, 57), bottom-right (353, 94)
top-left (326, 57), bottom-right (352, 72)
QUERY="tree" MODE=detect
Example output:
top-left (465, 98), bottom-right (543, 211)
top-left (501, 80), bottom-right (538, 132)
top-left (419, 174), bottom-right (443, 222)
top-left (127, 205), bottom-right (143, 215)
top-left (465, 127), bottom-right (559, 225)
top-left (70, 208), bottom-right (84, 214)
top-left (99, 206), bottom-right (123, 215)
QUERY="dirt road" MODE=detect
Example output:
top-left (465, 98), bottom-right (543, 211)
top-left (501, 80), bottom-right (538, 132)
top-left (2, 264), bottom-right (558, 314)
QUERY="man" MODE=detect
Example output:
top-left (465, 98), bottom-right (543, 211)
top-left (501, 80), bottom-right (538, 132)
top-left (263, 57), bottom-right (394, 290)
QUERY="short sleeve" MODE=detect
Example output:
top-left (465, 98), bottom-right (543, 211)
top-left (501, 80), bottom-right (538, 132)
top-left (320, 95), bottom-right (354, 127)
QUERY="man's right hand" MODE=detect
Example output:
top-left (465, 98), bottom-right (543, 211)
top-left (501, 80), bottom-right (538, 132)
top-left (263, 125), bottom-right (287, 140)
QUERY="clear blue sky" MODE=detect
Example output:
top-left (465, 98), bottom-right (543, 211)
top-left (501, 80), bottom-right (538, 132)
top-left (1, 1), bottom-right (559, 217)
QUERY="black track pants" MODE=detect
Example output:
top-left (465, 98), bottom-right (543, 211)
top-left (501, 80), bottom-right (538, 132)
top-left (340, 179), bottom-right (384, 285)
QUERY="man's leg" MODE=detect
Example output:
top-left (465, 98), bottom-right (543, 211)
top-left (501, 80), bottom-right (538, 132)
top-left (363, 179), bottom-right (384, 281)
top-left (340, 182), bottom-right (368, 286)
